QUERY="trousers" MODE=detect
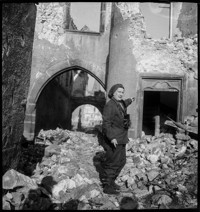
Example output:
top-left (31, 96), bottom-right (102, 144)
top-left (101, 138), bottom-right (126, 184)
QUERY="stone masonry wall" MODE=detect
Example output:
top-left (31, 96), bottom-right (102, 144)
top-left (2, 3), bottom-right (36, 173)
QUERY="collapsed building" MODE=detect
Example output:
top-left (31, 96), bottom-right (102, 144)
top-left (2, 2), bottom-right (198, 173)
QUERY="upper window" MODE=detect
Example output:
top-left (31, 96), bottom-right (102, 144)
top-left (65, 2), bottom-right (102, 33)
top-left (140, 3), bottom-right (171, 39)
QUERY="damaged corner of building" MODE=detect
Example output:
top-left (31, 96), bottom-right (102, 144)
top-left (2, 2), bottom-right (198, 210)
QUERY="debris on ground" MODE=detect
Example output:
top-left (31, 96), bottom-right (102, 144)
top-left (2, 127), bottom-right (198, 210)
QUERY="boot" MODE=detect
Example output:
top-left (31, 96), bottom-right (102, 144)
top-left (111, 177), bottom-right (121, 190)
top-left (103, 183), bottom-right (120, 195)
top-left (111, 180), bottom-right (121, 190)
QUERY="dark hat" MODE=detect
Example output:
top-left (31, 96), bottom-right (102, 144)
top-left (108, 83), bottom-right (124, 99)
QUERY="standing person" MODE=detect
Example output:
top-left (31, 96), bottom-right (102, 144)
top-left (101, 83), bottom-right (135, 195)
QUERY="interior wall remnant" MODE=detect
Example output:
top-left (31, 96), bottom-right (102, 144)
top-left (106, 3), bottom-right (139, 138)
top-left (71, 70), bottom-right (89, 97)
top-left (176, 3), bottom-right (197, 38)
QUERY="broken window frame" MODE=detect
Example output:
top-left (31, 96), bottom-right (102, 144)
top-left (64, 2), bottom-right (106, 35)
top-left (140, 2), bottom-right (172, 39)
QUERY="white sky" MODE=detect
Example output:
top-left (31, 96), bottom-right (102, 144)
top-left (71, 2), bottom-right (101, 32)
top-left (140, 3), bottom-right (170, 39)
top-left (70, 2), bottom-right (170, 38)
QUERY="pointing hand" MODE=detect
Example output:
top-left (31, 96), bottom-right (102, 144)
top-left (111, 139), bottom-right (118, 148)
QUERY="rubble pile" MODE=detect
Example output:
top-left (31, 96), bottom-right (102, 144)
top-left (2, 128), bottom-right (198, 210)
top-left (117, 132), bottom-right (198, 208)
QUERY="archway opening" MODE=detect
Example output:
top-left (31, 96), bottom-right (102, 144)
top-left (72, 104), bottom-right (102, 133)
top-left (35, 68), bottom-right (106, 135)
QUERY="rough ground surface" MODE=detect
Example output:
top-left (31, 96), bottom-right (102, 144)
top-left (2, 128), bottom-right (198, 210)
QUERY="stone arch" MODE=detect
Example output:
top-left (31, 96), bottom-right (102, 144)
top-left (23, 60), bottom-right (106, 141)
top-left (71, 102), bottom-right (104, 115)
top-left (71, 103), bottom-right (103, 130)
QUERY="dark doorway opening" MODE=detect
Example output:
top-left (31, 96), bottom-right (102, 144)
top-left (142, 90), bottom-right (179, 135)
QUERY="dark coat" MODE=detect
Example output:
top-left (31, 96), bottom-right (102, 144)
top-left (102, 97), bottom-right (132, 144)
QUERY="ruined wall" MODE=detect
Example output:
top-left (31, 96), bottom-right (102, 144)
top-left (2, 3), bottom-right (36, 173)
top-left (107, 3), bottom-right (198, 138)
top-left (29, 2), bottom-right (111, 88)
top-left (23, 2), bottom-right (112, 141)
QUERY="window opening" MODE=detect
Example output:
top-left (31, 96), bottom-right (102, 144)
top-left (66, 2), bottom-right (101, 33)
top-left (140, 2), bottom-right (171, 39)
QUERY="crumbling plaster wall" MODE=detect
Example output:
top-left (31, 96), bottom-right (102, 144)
top-left (2, 3), bottom-right (36, 173)
top-left (23, 3), bottom-right (112, 141)
top-left (107, 3), bottom-right (198, 138)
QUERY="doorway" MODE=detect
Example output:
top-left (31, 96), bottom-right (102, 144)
top-left (142, 90), bottom-right (179, 135)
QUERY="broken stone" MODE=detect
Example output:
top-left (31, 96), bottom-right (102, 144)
top-left (79, 195), bottom-right (88, 203)
top-left (175, 145), bottom-right (187, 157)
top-left (146, 169), bottom-right (160, 182)
top-left (157, 194), bottom-right (172, 206)
top-left (72, 173), bottom-right (86, 187)
top-left (132, 155), bottom-right (141, 164)
top-left (2, 196), bottom-right (11, 210)
top-left (147, 154), bottom-right (159, 163)
top-left (52, 178), bottom-right (76, 199)
top-left (57, 164), bottom-right (79, 177)
top-left (59, 157), bottom-right (71, 164)
top-left (44, 144), bottom-right (61, 157)
top-left (89, 189), bottom-right (100, 199)
top-left (127, 176), bottom-right (135, 187)
top-left (3, 169), bottom-right (38, 190)
top-left (175, 133), bottom-right (190, 141)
